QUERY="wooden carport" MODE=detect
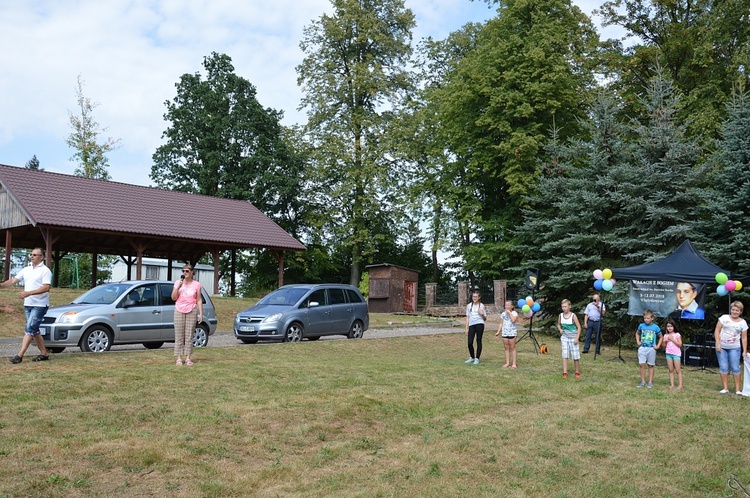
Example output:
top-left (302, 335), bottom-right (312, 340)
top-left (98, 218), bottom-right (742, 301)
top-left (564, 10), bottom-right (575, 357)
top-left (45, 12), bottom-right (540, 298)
top-left (0, 164), bottom-right (306, 294)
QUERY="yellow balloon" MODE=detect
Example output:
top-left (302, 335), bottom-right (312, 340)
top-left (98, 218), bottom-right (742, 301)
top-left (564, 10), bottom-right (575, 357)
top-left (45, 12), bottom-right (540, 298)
top-left (735, 281), bottom-right (743, 291)
top-left (602, 268), bottom-right (612, 280)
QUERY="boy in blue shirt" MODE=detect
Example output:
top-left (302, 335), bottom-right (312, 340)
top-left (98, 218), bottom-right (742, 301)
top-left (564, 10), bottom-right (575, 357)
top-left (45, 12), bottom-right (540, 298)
top-left (636, 309), bottom-right (662, 388)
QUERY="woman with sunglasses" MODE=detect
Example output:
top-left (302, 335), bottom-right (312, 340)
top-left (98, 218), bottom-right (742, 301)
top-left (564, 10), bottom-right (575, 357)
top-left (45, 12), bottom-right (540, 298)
top-left (171, 264), bottom-right (203, 366)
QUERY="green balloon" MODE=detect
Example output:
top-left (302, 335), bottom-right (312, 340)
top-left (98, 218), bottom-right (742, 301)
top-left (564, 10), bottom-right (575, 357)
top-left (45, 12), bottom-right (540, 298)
top-left (715, 272), bottom-right (728, 285)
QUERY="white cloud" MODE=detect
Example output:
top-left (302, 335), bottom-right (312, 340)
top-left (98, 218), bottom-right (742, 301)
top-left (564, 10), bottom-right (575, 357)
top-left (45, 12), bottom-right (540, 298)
top-left (0, 0), bottom-right (618, 186)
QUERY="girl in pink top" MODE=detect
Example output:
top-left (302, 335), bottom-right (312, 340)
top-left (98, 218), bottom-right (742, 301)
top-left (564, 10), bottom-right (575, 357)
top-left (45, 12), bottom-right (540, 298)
top-left (663, 319), bottom-right (683, 390)
top-left (171, 264), bottom-right (203, 366)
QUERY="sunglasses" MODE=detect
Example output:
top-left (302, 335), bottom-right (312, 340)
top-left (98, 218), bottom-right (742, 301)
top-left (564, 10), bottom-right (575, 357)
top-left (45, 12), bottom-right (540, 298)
top-left (182, 269), bottom-right (192, 273)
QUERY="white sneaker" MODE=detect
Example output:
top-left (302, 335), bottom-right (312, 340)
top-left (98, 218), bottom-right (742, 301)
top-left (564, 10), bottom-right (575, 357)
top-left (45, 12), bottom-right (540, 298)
top-left (719, 389), bottom-right (729, 394)
top-left (465, 358), bottom-right (475, 364)
top-left (473, 358), bottom-right (480, 365)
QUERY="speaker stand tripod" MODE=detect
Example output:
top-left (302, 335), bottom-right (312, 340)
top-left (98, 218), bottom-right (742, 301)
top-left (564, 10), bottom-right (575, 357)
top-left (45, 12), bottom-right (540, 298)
top-left (516, 310), bottom-right (541, 354)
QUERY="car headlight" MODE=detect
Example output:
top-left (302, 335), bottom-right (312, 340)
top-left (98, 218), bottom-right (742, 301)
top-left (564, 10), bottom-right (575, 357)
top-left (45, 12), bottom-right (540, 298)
top-left (262, 313), bottom-right (283, 323)
top-left (58, 311), bottom-right (80, 324)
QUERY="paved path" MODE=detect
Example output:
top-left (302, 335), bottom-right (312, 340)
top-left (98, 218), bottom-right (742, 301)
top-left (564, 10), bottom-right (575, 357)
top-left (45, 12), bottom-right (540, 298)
top-left (0, 323), bottom-right (466, 359)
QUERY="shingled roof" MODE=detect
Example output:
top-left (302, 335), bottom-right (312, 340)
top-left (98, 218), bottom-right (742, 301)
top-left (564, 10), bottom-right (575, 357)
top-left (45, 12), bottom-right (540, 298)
top-left (0, 163), bottom-right (306, 258)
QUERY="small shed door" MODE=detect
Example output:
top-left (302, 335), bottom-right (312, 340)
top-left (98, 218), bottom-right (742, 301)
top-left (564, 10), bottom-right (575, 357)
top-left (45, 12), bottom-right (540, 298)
top-left (403, 281), bottom-right (417, 313)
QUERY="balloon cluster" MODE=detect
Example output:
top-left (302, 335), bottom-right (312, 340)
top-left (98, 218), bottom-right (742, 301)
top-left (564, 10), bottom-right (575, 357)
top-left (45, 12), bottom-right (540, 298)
top-left (516, 296), bottom-right (541, 318)
top-left (593, 268), bottom-right (616, 292)
top-left (715, 272), bottom-right (743, 296)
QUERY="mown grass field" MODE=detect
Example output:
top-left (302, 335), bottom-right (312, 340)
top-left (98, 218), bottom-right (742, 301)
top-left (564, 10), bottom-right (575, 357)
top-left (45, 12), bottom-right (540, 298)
top-left (2, 331), bottom-right (748, 497)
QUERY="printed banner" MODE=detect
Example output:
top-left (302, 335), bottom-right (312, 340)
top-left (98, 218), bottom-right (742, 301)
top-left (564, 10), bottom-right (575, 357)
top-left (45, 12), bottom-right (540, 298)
top-left (628, 280), bottom-right (706, 319)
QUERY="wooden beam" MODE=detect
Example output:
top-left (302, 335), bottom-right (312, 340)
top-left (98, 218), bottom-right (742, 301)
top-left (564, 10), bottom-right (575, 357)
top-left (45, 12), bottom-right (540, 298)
top-left (4, 230), bottom-right (11, 281)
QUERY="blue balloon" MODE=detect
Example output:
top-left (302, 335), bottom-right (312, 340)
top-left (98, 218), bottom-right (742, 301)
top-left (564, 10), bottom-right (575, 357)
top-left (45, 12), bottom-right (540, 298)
top-left (517, 299), bottom-right (526, 309)
top-left (531, 302), bottom-right (541, 312)
top-left (593, 279), bottom-right (603, 290)
top-left (602, 279), bottom-right (614, 292)
top-left (717, 284), bottom-right (729, 296)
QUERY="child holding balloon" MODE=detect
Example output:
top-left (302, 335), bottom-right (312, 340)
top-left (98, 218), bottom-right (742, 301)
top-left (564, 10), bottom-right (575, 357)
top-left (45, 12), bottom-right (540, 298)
top-left (557, 299), bottom-right (582, 379)
top-left (496, 300), bottom-right (519, 368)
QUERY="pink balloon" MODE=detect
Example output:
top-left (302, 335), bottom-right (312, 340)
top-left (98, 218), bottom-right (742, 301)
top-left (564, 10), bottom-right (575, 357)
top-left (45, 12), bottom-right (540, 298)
top-left (610, 278), bottom-right (616, 285)
top-left (725, 280), bottom-right (737, 292)
top-left (524, 311), bottom-right (533, 318)
top-left (593, 269), bottom-right (603, 280)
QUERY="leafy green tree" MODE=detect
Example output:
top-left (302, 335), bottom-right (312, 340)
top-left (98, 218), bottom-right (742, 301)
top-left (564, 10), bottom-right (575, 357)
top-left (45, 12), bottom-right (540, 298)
top-left (394, 24), bottom-right (484, 284)
top-left (64, 75), bottom-right (118, 284)
top-left (698, 90), bottom-right (750, 275)
top-left (152, 53), bottom-right (313, 291)
top-left (66, 75), bottom-right (120, 180)
top-left (296, 0), bottom-right (416, 286)
top-left (597, 0), bottom-right (750, 141)
top-left (428, 0), bottom-right (600, 282)
top-left (24, 155), bottom-right (42, 170)
top-left (151, 53), bottom-right (300, 214)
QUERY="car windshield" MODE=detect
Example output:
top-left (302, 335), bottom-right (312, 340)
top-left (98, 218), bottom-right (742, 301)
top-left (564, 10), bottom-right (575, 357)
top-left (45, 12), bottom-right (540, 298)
top-left (72, 283), bottom-right (132, 305)
top-left (257, 287), bottom-right (310, 306)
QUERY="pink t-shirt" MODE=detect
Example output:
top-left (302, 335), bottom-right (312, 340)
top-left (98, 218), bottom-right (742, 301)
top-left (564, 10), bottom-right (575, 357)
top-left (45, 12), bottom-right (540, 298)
top-left (664, 332), bottom-right (681, 356)
top-left (173, 280), bottom-right (201, 314)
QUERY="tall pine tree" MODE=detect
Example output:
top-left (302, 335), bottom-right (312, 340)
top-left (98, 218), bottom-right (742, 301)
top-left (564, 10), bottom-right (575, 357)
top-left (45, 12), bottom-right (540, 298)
top-left (514, 93), bottom-right (632, 306)
top-left (698, 91), bottom-right (750, 275)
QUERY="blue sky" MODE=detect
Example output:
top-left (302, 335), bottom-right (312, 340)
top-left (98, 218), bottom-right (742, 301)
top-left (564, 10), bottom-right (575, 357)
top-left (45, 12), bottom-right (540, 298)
top-left (0, 0), bottom-right (623, 187)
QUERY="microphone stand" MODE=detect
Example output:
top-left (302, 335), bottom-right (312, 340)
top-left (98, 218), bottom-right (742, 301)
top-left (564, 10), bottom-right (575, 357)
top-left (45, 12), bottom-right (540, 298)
top-left (608, 292), bottom-right (625, 363)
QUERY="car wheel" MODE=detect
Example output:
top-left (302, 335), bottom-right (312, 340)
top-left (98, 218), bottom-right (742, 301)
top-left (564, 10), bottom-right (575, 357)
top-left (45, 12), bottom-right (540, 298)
top-left (80, 325), bottom-right (113, 353)
top-left (193, 324), bottom-right (209, 348)
top-left (240, 338), bottom-right (258, 344)
top-left (48, 347), bottom-right (66, 354)
top-left (347, 320), bottom-right (365, 339)
top-left (284, 323), bottom-right (304, 343)
top-left (142, 342), bottom-right (164, 350)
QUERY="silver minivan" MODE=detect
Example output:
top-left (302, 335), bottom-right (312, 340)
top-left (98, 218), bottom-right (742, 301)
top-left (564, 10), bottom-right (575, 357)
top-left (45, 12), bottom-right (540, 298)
top-left (40, 280), bottom-right (218, 353)
top-left (233, 284), bottom-right (369, 343)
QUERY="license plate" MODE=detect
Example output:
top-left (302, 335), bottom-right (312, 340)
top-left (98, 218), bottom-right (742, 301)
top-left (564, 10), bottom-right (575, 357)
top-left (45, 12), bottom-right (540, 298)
top-left (40, 327), bottom-right (47, 336)
top-left (240, 325), bottom-right (255, 332)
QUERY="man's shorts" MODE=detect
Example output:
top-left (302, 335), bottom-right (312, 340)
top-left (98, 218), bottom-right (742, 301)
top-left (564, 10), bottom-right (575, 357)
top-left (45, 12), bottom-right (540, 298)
top-left (24, 306), bottom-right (48, 336)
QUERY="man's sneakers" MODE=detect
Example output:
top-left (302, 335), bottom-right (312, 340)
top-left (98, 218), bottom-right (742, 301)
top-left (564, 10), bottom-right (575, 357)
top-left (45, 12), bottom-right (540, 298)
top-left (465, 357), bottom-right (475, 364)
top-left (647, 382), bottom-right (653, 389)
top-left (637, 381), bottom-right (646, 388)
top-left (473, 358), bottom-right (480, 365)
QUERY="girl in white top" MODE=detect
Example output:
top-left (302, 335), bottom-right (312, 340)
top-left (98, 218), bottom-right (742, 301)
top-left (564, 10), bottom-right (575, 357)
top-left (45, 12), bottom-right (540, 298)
top-left (714, 301), bottom-right (749, 395)
top-left (495, 300), bottom-right (519, 368)
top-left (465, 292), bottom-right (487, 365)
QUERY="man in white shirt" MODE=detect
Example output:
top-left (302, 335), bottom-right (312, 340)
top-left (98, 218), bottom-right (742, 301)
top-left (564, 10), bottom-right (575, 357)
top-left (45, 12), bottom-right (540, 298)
top-left (2, 248), bottom-right (52, 363)
top-left (582, 293), bottom-right (606, 354)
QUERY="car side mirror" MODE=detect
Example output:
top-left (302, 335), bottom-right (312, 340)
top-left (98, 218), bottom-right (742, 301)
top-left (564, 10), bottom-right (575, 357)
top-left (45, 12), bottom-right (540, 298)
top-left (309, 301), bottom-right (319, 308)
top-left (122, 299), bottom-right (138, 308)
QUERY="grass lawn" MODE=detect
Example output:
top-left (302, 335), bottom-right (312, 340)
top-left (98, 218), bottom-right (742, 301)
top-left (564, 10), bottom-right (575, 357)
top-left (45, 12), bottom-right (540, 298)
top-left (1, 333), bottom-right (748, 497)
